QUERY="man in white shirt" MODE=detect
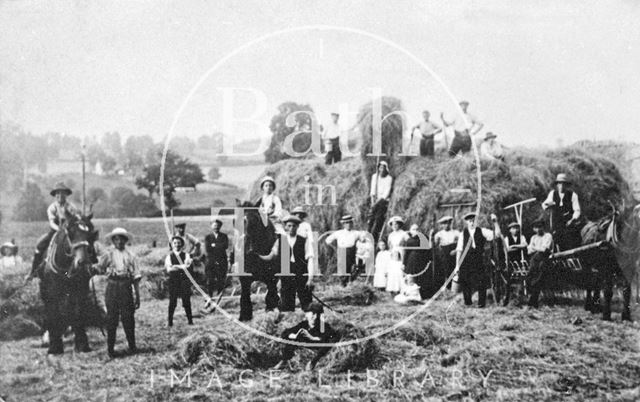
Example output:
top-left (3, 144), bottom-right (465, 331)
top-left (479, 132), bottom-right (505, 161)
top-left (325, 215), bottom-right (361, 286)
top-left (412, 110), bottom-right (443, 157)
top-left (542, 173), bottom-right (582, 251)
top-left (526, 220), bottom-right (554, 308)
top-left (367, 161), bottom-right (393, 241)
top-left (441, 101), bottom-right (484, 157)
top-left (260, 215), bottom-right (314, 312)
top-left (322, 112), bottom-right (342, 165)
top-left (455, 212), bottom-right (501, 307)
top-left (434, 216), bottom-right (461, 289)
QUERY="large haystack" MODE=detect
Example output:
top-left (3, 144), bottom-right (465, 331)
top-left (252, 144), bottom-right (632, 243)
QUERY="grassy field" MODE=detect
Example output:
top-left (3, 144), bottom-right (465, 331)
top-left (1, 279), bottom-right (639, 401)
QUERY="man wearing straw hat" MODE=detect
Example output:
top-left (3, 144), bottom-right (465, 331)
top-left (542, 173), bottom-right (582, 251)
top-left (259, 214), bottom-right (314, 312)
top-left (479, 132), bottom-right (504, 161)
top-left (203, 219), bottom-right (229, 297)
top-left (30, 182), bottom-right (81, 278)
top-left (325, 215), bottom-right (361, 285)
top-left (455, 212), bottom-right (501, 307)
top-left (367, 161), bottom-right (393, 242)
top-left (291, 206), bottom-right (313, 241)
top-left (93, 227), bottom-right (141, 357)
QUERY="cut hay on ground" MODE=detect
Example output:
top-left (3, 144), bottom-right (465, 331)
top-left (0, 314), bottom-right (41, 341)
top-left (169, 329), bottom-right (250, 369)
top-left (318, 283), bottom-right (377, 306)
top-left (317, 320), bottom-right (383, 373)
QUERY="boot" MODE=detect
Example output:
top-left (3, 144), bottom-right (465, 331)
top-left (622, 309), bottom-right (632, 322)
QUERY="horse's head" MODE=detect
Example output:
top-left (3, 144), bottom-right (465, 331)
top-left (235, 199), bottom-right (276, 255)
top-left (67, 214), bottom-right (99, 264)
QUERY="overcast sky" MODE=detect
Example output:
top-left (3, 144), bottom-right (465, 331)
top-left (1, 0), bottom-right (639, 148)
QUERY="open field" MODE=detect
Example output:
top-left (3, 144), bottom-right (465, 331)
top-left (1, 279), bottom-right (639, 401)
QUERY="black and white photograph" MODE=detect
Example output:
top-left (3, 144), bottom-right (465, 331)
top-left (1, 1), bottom-right (640, 401)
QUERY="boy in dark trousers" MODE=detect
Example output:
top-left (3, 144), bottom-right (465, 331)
top-left (93, 228), bottom-right (141, 358)
top-left (273, 303), bottom-right (338, 371)
top-left (165, 236), bottom-right (194, 326)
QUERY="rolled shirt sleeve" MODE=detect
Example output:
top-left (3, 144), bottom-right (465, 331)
top-left (571, 192), bottom-right (581, 220)
top-left (542, 190), bottom-right (554, 210)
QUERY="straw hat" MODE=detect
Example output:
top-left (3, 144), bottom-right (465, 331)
top-left (105, 227), bottom-right (133, 243)
top-left (340, 215), bottom-right (353, 223)
top-left (388, 216), bottom-right (405, 226)
top-left (555, 173), bottom-right (571, 184)
top-left (282, 215), bottom-right (301, 225)
top-left (0, 242), bottom-right (17, 255)
top-left (260, 176), bottom-right (276, 189)
top-left (290, 206), bottom-right (308, 218)
top-left (438, 216), bottom-right (453, 224)
top-left (50, 182), bottom-right (72, 196)
top-left (508, 222), bottom-right (520, 229)
top-left (484, 132), bottom-right (497, 140)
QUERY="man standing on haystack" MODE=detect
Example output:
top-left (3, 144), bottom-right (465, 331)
top-left (322, 112), bottom-right (342, 165)
top-left (455, 212), bottom-right (501, 307)
top-left (542, 173), bottom-right (582, 251)
top-left (367, 161), bottom-right (393, 242)
top-left (29, 182), bottom-right (81, 279)
top-left (441, 100), bottom-right (484, 157)
top-left (411, 110), bottom-right (443, 157)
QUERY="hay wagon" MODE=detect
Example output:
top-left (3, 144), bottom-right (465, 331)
top-left (490, 238), bottom-right (608, 306)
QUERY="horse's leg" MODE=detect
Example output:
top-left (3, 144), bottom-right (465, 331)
top-left (72, 278), bottom-right (90, 352)
top-left (239, 276), bottom-right (253, 321)
top-left (602, 270), bottom-right (613, 321)
top-left (43, 271), bottom-right (65, 354)
top-left (264, 272), bottom-right (280, 312)
top-left (622, 278), bottom-right (632, 322)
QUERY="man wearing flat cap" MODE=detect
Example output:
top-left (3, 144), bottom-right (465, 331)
top-left (203, 219), bottom-right (229, 297)
top-left (259, 214), bottom-right (314, 312)
top-left (173, 223), bottom-right (201, 257)
top-left (455, 212), bottom-right (501, 307)
top-left (30, 182), bottom-right (81, 279)
top-left (542, 173), bottom-right (582, 251)
top-left (505, 222), bottom-right (528, 263)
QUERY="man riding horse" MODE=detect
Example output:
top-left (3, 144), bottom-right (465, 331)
top-left (28, 182), bottom-right (82, 279)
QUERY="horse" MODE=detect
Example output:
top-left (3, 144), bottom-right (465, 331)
top-left (236, 201), bottom-right (280, 321)
top-left (568, 205), bottom-right (634, 321)
top-left (39, 214), bottom-right (99, 354)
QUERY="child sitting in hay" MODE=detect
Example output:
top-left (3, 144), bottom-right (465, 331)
top-left (373, 240), bottom-right (390, 289)
top-left (273, 302), bottom-right (338, 371)
top-left (386, 249), bottom-right (404, 294)
top-left (394, 275), bottom-right (422, 305)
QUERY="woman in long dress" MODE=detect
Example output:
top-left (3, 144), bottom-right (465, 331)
top-left (387, 216), bottom-right (409, 258)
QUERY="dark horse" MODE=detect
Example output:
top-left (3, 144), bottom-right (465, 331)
top-left (236, 202), bottom-right (280, 321)
top-left (39, 214), bottom-right (98, 354)
top-left (580, 204), bottom-right (637, 321)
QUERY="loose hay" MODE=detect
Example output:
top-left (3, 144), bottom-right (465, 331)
top-left (0, 314), bottom-right (41, 340)
top-left (170, 330), bottom-right (250, 369)
top-left (319, 283), bottom-right (377, 307)
top-left (318, 320), bottom-right (382, 373)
